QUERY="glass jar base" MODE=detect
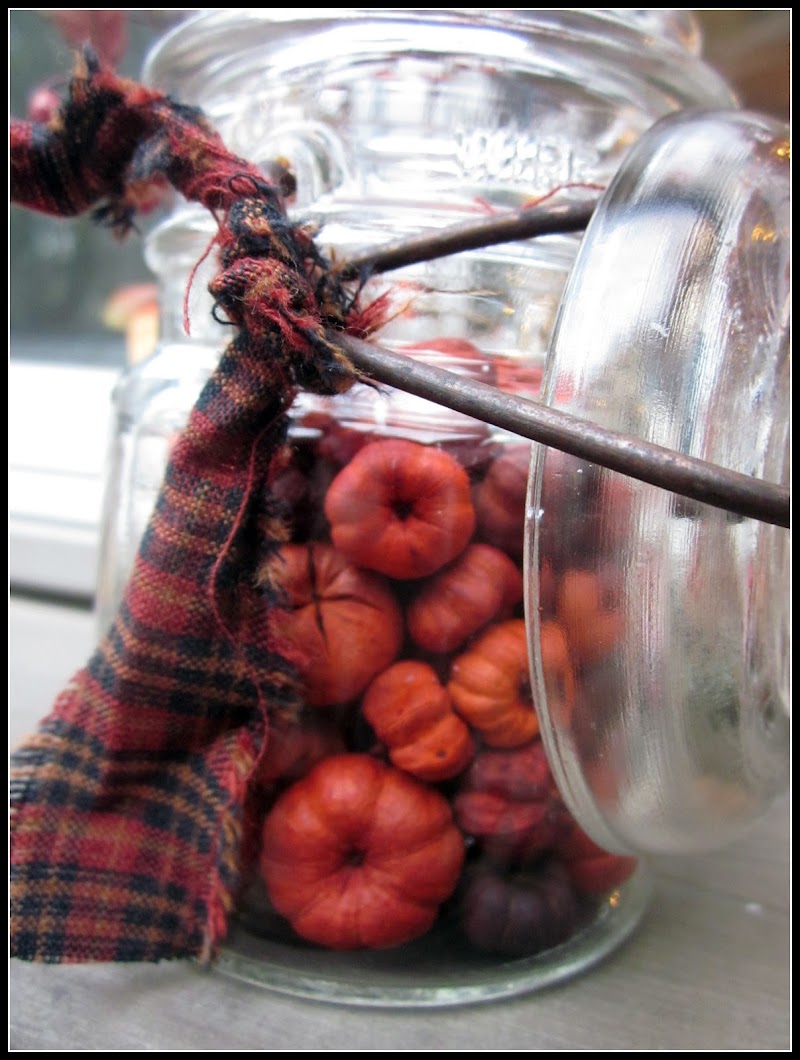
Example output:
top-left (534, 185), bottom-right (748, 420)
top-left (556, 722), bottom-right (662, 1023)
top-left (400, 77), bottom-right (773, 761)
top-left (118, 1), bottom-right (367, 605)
top-left (214, 865), bottom-right (652, 1008)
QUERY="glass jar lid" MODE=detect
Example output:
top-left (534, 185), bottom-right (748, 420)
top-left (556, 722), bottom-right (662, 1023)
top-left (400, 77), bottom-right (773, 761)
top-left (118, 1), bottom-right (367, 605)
top-left (526, 108), bottom-right (790, 856)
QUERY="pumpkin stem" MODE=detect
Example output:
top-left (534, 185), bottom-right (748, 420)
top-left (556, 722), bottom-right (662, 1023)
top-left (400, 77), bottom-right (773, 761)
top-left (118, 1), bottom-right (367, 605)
top-left (305, 546), bottom-right (329, 647)
top-left (393, 499), bottom-right (415, 521)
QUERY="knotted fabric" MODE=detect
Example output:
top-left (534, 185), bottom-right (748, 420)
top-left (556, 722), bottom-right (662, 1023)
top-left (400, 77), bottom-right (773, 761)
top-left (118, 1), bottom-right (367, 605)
top-left (10, 49), bottom-right (387, 963)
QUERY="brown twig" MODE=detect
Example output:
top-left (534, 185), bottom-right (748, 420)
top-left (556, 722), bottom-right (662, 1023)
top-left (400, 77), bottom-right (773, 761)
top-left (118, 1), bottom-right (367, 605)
top-left (338, 333), bottom-right (790, 528)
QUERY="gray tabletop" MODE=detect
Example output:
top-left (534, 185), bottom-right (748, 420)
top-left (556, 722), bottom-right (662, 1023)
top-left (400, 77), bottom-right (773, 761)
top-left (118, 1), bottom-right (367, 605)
top-left (9, 596), bottom-right (791, 1051)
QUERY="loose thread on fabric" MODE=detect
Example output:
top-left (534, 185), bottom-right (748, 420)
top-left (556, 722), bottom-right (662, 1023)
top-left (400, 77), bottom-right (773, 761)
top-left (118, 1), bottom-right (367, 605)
top-left (183, 227), bottom-right (223, 336)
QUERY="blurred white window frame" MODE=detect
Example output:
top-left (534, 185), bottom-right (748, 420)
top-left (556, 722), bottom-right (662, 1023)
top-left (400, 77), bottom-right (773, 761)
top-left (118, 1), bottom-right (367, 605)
top-left (8, 352), bottom-right (119, 600)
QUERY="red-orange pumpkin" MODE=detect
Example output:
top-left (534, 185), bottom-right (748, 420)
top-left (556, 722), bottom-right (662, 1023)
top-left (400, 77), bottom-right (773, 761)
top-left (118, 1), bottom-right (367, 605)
top-left (473, 444), bottom-right (531, 559)
top-left (362, 661), bottom-right (475, 782)
top-left (554, 822), bottom-right (638, 894)
top-left (453, 740), bottom-right (569, 863)
top-left (402, 336), bottom-right (488, 361)
top-left (266, 542), bottom-right (403, 707)
top-left (407, 543), bottom-right (523, 654)
top-left (259, 754), bottom-right (466, 949)
top-left (324, 438), bottom-right (476, 579)
top-left (447, 619), bottom-right (539, 748)
top-left (299, 410), bottom-right (372, 468)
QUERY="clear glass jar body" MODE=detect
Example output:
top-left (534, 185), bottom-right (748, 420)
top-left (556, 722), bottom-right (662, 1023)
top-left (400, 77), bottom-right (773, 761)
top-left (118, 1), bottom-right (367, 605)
top-left (94, 8), bottom-right (737, 1003)
top-left (94, 211), bottom-right (226, 635)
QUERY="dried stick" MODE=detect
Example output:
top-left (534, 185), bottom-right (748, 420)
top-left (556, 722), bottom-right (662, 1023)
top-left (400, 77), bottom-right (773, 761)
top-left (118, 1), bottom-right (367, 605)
top-left (339, 333), bottom-right (790, 528)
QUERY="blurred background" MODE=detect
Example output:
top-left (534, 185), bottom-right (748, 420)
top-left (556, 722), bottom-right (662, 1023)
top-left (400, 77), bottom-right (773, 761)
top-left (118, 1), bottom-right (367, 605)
top-left (698, 9), bottom-right (790, 121)
top-left (8, 8), bottom-right (791, 355)
top-left (7, 9), bottom-right (791, 602)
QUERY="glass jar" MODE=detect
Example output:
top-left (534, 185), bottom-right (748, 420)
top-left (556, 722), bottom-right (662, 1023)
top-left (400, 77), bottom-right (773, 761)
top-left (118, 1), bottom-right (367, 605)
top-left (94, 208), bottom-right (226, 635)
top-left (95, 9), bottom-right (739, 1004)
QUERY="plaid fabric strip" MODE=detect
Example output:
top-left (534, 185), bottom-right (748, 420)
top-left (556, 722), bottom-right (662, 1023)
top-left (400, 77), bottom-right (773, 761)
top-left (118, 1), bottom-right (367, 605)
top-left (10, 49), bottom-right (382, 962)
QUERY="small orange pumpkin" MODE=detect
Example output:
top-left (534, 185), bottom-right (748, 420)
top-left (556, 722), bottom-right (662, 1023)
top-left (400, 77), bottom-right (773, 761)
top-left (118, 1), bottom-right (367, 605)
top-left (473, 444), bottom-right (531, 559)
top-left (299, 410), bottom-right (372, 468)
top-left (266, 542), bottom-right (403, 707)
top-left (324, 438), bottom-right (476, 579)
top-left (554, 822), bottom-right (638, 895)
top-left (493, 360), bottom-right (544, 398)
top-left (538, 620), bottom-right (577, 729)
top-left (362, 661), bottom-right (475, 782)
top-left (556, 567), bottom-right (624, 666)
top-left (407, 543), bottom-right (523, 654)
top-left (447, 619), bottom-right (539, 748)
top-left (453, 740), bottom-right (569, 863)
top-left (259, 753), bottom-right (466, 949)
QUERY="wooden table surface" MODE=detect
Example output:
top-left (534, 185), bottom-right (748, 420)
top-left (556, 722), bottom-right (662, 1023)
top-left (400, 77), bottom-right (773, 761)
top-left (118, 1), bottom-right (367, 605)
top-left (9, 596), bottom-right (791, 1051)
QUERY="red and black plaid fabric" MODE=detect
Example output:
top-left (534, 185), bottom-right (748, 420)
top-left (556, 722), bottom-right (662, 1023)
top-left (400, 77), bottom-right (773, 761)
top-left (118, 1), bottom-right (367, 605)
top-left (10, 49), bottom-right (384, 962)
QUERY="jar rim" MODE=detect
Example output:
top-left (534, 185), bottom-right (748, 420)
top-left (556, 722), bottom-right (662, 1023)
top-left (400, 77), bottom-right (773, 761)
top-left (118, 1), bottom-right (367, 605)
top-left (143, 8), bottom-right (734, 114)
